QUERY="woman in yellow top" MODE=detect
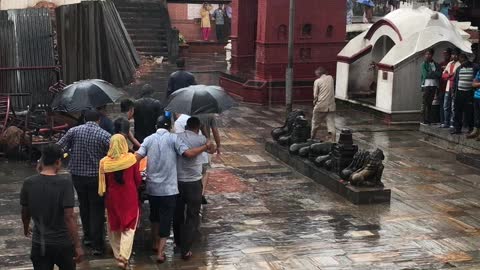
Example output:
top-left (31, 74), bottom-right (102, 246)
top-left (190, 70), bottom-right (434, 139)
top-left (200, 2), bottom-right (213, 41)
top-left (98, 134), bottom-right (141, 269)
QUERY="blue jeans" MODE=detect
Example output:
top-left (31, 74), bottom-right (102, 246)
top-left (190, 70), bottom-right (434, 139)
top-left (438, 90), bottom-right (445, 124)
top-left (443, 92), bottom-right (453, 126)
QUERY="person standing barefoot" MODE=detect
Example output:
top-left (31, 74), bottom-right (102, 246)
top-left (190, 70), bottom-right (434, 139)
top-left (99, 134), bottom-right (142, 269)
top-left (200, 3), bottom-right (213, 41)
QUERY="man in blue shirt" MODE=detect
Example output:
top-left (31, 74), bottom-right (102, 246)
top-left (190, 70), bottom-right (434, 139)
top-left (471, 70), bottom-right (480, 140)
top-left (135, 115), bottom-right (212, 263)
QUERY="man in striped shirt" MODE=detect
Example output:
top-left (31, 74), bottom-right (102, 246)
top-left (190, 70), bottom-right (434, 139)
top-left (451, 53), bottom-right (478, 135)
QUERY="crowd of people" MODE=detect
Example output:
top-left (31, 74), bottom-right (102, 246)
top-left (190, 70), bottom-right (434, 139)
top-left (346, 0), bottom-right (461, 25)
top-left (421, 47), bottom-right (480, 140)
top-left (19, 60), bottom-right (223, 269)
top-left (346, 0), bottom-right (401, 24)
top-left (199, 2), bottom-right (232, 42)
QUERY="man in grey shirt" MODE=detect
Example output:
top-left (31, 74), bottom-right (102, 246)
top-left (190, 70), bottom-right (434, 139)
top-left (135, 115), bottom-right (211, 263)
top-left (173, 117), bottom-right (215, 259)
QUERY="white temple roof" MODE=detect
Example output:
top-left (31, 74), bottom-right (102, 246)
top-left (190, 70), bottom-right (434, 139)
top-left (338, 7), bottom-right (472, 68)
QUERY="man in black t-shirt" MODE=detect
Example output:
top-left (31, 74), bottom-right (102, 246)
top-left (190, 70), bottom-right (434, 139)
top-left (167, 58), bottom-right (197, 98)
top-left (120, 97), bottom-right (164, 144)
top-left (97, 105), bottom-right (114, 135)
top-left (20, 144), bottom-right (84, 269)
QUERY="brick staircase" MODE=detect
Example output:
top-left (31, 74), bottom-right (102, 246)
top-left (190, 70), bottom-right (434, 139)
top-left (114, 0), bottom-right (171, 57)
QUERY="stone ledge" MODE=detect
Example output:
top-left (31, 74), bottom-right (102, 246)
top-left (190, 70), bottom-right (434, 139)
top-left (420, 123), bottom-right (480, 154)
top-left (265, 141), bottom-right (391, 205)
top-left (457, 153), bottom-right (480, 169)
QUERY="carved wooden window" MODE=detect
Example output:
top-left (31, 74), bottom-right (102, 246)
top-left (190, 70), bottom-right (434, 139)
top-left (326, 25), bottom-right (334, 38)
top-left (277, 24), bottom-right (288, 40)
top-left (302, 24), bottom-right (312, 37)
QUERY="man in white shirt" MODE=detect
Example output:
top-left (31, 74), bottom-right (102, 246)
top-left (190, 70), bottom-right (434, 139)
top-left (311, 67), bottom-right (336, 142)
top-left (174, 113), bottom-right (191, 133)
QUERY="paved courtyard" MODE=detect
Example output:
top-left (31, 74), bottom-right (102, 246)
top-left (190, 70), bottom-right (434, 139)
top-left (2, 103), bottom-right (480, 270)
top-left (1, 57), bottom-right (480, 269)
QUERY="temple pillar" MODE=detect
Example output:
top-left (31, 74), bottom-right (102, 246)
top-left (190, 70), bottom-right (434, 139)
top-left (221, 0), bottom-right (346, 104)
top-left (230, 0), bottom-right (257, 73)
top-left (255, 0), bottom-right (346, 81)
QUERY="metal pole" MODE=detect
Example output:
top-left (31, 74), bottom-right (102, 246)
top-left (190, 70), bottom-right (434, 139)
top-left (285, 0), bottom-right (295, 114)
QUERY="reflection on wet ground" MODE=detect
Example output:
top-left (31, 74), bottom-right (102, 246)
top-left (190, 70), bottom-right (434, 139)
top-left (2, 103), bottom-right (480, 270)
top-left (2, 56), bottom-right (480, 269)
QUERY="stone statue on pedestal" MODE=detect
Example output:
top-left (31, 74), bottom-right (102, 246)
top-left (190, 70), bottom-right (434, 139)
top-left (350, 148), bottom-right (385, 187)
top-left (272, 110), bottom-right (305, 141)
top-left (314, 154), bottom-right (332, 167)
top-left (340, 150), bottom-right (370, 180)
top-left (289, 141), bottom-right (314, 155)
top-left (278, 115), bottom-right (310, 146)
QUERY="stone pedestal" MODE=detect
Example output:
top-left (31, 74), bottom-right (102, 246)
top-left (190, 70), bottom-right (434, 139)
top-left (265, 140), bottom-right (391, 205)
top-left (331, 129), bottom-right (358, 175)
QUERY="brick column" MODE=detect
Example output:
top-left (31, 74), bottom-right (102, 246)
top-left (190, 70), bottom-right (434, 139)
top-left (230, 0), bottom-right (257, 73)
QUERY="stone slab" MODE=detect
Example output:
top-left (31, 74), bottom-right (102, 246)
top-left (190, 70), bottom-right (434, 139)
top-left (457, 153), bottom-right (480, 169)
top-left (265, 141), bottom-right (391, 205)
top-left (419, 124), bottom-right (480, 154)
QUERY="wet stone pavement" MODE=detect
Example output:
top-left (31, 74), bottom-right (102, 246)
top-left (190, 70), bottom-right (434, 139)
top-left (1, 103), bottom-right (480, 270)
top-left (2, 56), bottom-right (480, 269)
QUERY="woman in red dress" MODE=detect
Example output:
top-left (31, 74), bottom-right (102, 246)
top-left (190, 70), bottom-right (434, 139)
top-left (99, 134), bottom-right (141, 269)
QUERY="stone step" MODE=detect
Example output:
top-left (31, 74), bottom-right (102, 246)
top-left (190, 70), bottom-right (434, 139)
top-left (115, 5), bottom-right (164, 12)
top-left (457, 153), bottom-right (480, 169)
top-left (114, 0), bottom-right (171, 57)
top-left (120, 17), bottom-right (165, 23)
top-left (124, 28), bottom-right (167, 34)
top-left (138, 51), bottom-right (169, 57)
top-left (135, 45), bottom-right (168, 51)
top-left (129, 33), bottom-right (167, 39)
top-left (117, 10), bottom-right (165, 17)
top-left (123, 22), bottom-right (169, 29)
top-left (132, 39), bottom-right (168, 47)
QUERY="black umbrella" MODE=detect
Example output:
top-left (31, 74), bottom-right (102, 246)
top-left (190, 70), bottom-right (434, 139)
top-left (165, 85), bottom-right (236, 115)
top-left (51, 79), bottom-right (124, 112)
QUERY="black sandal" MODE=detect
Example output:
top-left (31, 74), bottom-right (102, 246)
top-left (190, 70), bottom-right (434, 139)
top-left (182, 251), bottom-right (193, 261)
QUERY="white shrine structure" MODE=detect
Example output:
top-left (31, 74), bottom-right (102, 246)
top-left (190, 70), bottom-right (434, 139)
top-left (336, 7), bottom-right (473, 122)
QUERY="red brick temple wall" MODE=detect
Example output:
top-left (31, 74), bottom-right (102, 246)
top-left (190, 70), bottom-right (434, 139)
top-left (168, 3), bottom-right (228, 54)
top-left (230, 0), bottom-right (257, 73)
top-left (221, 0), bottom-right (346, 104)
top-left (168, 3), bottom-right (204, 41)
top-left (255, 0), bottom-right (346, 80)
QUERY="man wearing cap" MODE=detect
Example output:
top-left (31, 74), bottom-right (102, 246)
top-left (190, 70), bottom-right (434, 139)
top-left (135, 114), bottom-right (212, 263)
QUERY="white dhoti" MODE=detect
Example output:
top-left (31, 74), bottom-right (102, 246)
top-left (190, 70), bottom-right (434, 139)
top-left (311, 108), bottom-right (336, 142)
top-left (311, 74), bottom-right (336, 141)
